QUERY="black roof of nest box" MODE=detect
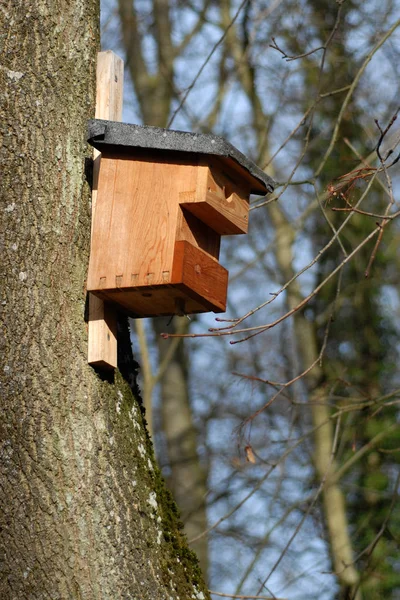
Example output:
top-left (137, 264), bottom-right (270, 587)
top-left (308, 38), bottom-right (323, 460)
top-left (87, 119), bottom-right (275, 195)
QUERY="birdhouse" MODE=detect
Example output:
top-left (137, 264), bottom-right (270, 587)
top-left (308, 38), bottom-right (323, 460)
top-left (87, 119), bottom-right (274, 318)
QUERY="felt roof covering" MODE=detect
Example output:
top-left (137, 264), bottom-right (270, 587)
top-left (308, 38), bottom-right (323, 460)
top-left (88, 119), bottom-right (275, 195)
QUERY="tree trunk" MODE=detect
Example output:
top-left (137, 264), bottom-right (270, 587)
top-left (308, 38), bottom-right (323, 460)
top-left (0, 2), bottom-right (209, 598)
top-left (154, 318), bottom-right (209, 576)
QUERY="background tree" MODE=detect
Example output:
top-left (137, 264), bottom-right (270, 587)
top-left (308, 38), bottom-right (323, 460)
top-left (291, 2), bottom-right (400, 596)
top-left (0, 2), bottom-right (209, 598)
top-left (102, 1), bottom-right (400, 598)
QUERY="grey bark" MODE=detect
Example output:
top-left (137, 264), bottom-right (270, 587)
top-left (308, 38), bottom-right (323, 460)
top-left (0, 2), bottom-right (208, 598)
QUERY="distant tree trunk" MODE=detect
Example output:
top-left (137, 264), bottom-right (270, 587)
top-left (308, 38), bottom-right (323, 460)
top-left (0, 2), bottom-right (209, 598)
top-left (221, 1), bottom-right (361, 595)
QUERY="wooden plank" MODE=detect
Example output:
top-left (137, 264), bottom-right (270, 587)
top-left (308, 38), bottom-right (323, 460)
top-left (180, 162), bottom-right (250, 235)
top-left (88, 238), bottom-right (228, 317)
top-left (92, 52), bottom-right (124, 227)
top-left (171, 241), bottom-right (228, 312)
top-left (88, 51), bottom-right (123, 369)
top-left (91, 287), bottom-right (209, 318)
top-left (88, 296), bottom-right (118, 368)
top-left (181, 190), bottom-right (249, 235)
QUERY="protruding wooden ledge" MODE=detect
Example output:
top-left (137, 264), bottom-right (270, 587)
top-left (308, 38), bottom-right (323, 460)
top-left (88, 241), bottom-right (228, 317)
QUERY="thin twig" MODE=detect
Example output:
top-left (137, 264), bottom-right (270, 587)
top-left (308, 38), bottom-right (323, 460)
top-left (315, 18), bottom-right (400, 177)
top-left (161, 224), bottom-right (381, 343)
top-left (189, 408), bottom-right (342, 545)
top-left (364, 220), bottom-right (388, 278)
top-left (257, 411), bottom-right (343, 593)
top-left (329, 423), bottom-right (398, 486)
top-left (237, 294), bottom-right (332, 425)
top-left (335, 471), bottom-right (400, 573)
top-left (331, 207), bottom-right (400, 219)
top-left (168, 0), bottom-right (249, 127)
top-left (270, 36), bottom-right (324, 62)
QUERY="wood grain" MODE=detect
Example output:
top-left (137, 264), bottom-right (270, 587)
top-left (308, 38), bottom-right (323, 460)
top-left (89, 240), bottom-right (228, 317)
top-left (175, 207), bottom-right (221, 259)
top-left (88, 51), bottom-right (123, 369)
top-left (87, 152), bottom-right (199, 291)
top-left (171, 241), bottom-right (228, 313)
top-left (180, 158), bottom-right (250, 235)
top-left (87, 141), bottom-right (250, 317)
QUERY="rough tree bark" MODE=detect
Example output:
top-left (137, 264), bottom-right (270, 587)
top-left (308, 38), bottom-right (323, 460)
top-left (153, 318), bottom-right (209, 576)
top-left (0, 2), bottom-right (209, 598)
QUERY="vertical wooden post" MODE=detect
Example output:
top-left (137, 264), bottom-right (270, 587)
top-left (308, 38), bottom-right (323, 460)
top-left (88, 51), bottom-right (124, 369)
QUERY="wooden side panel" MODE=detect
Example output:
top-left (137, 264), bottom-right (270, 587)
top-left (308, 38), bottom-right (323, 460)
top-left (175, 207), bottom-right (221, 260)
top-left (88, 156), bottom-right (118, 290)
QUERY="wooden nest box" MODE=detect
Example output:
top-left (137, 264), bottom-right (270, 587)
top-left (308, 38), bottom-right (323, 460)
top-left (87, 120), bottom-right (274, 317)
